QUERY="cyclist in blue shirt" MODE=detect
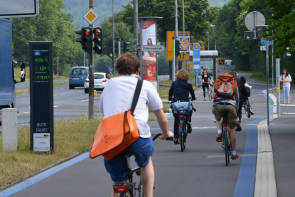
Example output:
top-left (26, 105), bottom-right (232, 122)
top-left (169, 69), bottom-right (196, 144)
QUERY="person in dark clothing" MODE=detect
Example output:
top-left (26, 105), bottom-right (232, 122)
top-left (201, 69), bottom-right (211, 100)
top-left (237, 76), bottom-right (254, 122)
top-left (169, 69), bottom-right (196, 144)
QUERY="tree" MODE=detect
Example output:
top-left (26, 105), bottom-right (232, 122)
top-left (12, 0), bottom-right (83, 75)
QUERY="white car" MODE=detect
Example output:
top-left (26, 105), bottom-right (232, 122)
top-left (84, 72), bottom-right (108, 93)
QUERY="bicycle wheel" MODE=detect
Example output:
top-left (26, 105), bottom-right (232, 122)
top-left (245, 100), bottom-right (251, 118)
top-left (119, 190), bottom-right (133, 197)
top-left (223, 128), bottom-right (230, 166)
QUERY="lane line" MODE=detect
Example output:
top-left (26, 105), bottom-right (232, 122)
top-left (0, 153), bottom-right (89, 197)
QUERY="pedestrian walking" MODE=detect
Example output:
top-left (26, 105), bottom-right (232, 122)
top-left (280, 69), bottom-right (292, 104)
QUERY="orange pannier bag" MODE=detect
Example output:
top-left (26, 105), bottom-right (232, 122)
top-left (90, 79), bottom-right (143, 160)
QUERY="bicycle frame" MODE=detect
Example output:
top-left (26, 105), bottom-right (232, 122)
top-left (221, 114), bottom-right (231, 166)
top-left (178, 114), bottom-right (187, 152)
top-left (113, 134), bottom-right (162, 196)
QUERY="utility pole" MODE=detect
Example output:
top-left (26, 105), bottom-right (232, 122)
top-left (112, 0), bottom-right (115, 72)
top-left (266, 42), bottom-right (270, 127)
top-left (182, 0), bottom-right (186, 70)
top-left (272, 40), bottom-right (274, 91)
top-left (276, 58), bottom-right (280, 117)
top-left (172, 0), bottom-right (178, 81)
top-left (133, 0), bottom-right (141, 77)
top-left (118, 39), bottom-right (121, 57)
top-left (88, 0), bottom-right (94, 120)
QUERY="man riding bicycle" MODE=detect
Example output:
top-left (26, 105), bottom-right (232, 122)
top-left (168, 69), bottom-right (196, 144)
top-left (237, 76), bottom-right (254, 122)
top-left (99, 53), bottom-right (173, 197)
top-left (212, 72), bottom-right (242, 160)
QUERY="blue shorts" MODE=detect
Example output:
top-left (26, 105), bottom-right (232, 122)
top-left (104, 137), bottom-right (154, 182)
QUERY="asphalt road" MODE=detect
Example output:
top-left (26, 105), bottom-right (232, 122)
top-left (9, 79), bottom-right (269, 197)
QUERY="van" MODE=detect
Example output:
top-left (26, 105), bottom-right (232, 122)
top-left (69, 66), bottom-right (89, 89)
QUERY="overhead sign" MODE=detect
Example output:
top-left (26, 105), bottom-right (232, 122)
top-left (0, 0), bottom-right (39, 18)
top-left (193, 43), bottom-right (201, 74)
top-left (84, 9), bottom-right (98, 25)
top-left (245, 11), bottom-right (265, 31)
top-left (142, 45), bottom-right (164, 52)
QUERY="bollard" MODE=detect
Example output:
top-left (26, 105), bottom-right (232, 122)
top-left (1, 108), bottom-right (17, 152)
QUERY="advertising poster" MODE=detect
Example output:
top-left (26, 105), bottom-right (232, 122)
top-left (141, 21), bottom-right (156, 81)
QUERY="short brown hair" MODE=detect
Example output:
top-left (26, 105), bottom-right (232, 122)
top-left (176, 69), bottom-right (189, 81)
top-left (116, 53), bottom-right (140, 75)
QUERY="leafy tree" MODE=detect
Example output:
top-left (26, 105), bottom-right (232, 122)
top-left (11, 0), bottom-right (83, 75)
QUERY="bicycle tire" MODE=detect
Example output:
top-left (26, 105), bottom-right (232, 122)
top-left (180, 132), bottom-right (185, 152)
top-left (119, 190), bottom-right (133, 197)
top-left (224, 128), bottom-right (230, 166)
top-left (246, 100), bottom-right (251, 118)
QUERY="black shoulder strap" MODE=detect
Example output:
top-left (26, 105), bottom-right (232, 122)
top-left (130, 78), bottom-right (143, 115)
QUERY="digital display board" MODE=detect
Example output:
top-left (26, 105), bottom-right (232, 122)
top-left (30, 42), bottom-right (53, 152)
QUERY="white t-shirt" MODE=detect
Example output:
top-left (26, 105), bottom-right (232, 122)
top-left (280, 74), bottom-right (292, 88)
top-left (99, 74), bottom-right (163, 138)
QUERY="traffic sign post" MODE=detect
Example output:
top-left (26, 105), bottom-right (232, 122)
top-left (193, 43), bottom-right (201, 75)
top-left (29, 42), bottom-right (53, 152)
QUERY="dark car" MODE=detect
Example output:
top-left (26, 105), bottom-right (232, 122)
top-left (69, 66), bottom-right (89, 89)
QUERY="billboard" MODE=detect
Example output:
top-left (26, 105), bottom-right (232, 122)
top-left (0, 0), bottom-right (39, 18)
top-left (141, 21), bottom-right (157, 81)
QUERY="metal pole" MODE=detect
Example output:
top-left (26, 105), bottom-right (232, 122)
top-left (88, 0), bottom-right (94, 120)
top-left (172, 38), bottom-right (176, 81)
top-left (276, 58), bottom-right (280, 117)
top-left (266, 43), bottom-right (270, 127)
top-left (133, 0), bottom-right (138, 53)
top-left (272, 40), bottom-right (274, 91)
top-left (175, 0), bottom-right (178, 71)
top-left (253, 11), bottom-right (257, 39)
top-left (118, 39), bottom-right (121, 57)
top-left (182, 0), bottom-right (186, 69)
top-left (112, 0), bottom-right (115, 72)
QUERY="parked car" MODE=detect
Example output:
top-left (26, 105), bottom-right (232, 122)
top-left (84, 72), bottom-right (108, 93)
top-left (69, 66), bottom-right (89, 89)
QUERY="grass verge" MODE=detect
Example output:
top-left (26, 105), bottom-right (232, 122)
top-left (251, 72), bottom-right (266, 82)
top-left (0, 117), bottom-right (101, 189)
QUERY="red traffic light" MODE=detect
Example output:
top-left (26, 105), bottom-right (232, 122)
top-left (83, 29), bottom-right (90, 36)
top-left (93, 28), bottom-right (101, 36)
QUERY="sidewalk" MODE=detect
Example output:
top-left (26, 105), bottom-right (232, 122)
top-left (270, 89), bottom-right (295, 197)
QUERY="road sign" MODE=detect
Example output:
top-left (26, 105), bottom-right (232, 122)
top-left (179, 36), bottom-right (190, 52)
top-left (0, 0), bottom-right (39, 18)
top-left (30, 42), bottom-right (54, 152)
top-left (193, 43), bottom-right (201, 74)
top-left (84, 9), bottom-right (98, 25)
top-left (261, 38), bottom-right (272, 46)
top-left (245, 11), bottom-right (265, 31)
top-left (108, 66), bottom-right (113, 73)
top-left (142, 45), bottom-right (164, 52)
top-left (244, 31), bottom-right (258, 40)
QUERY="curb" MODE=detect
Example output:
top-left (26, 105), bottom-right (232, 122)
top-left (254, 120), bottom-right (277, 197)
top-left (254, 90), bottom-right (278, 197)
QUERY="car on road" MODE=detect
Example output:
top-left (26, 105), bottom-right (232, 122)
top-left (84, 72), bottom-right (108, 93)
top-left (69, 66), bottom-right (89, 89)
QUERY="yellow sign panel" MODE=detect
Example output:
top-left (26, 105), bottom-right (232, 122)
top-left (166, 31), bottom-right (191, 61)
top-left (84, 9), bottom-right (98, 24)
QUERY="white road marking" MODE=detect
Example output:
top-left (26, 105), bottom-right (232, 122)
top-left (280, 112), bottom-right (295, 115)
top-left (207, 153), bottom-right (256, 159)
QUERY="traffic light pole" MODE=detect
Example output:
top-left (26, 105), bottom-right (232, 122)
top-left (88, 0), bottom-right (94, 120)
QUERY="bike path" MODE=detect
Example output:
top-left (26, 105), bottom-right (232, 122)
top-left (270, 89), bottom-right (295, 197)
top-left (1, 85), bottom-right (267, 197)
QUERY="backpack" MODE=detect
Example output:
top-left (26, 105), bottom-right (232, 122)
top-left (214, 73), bottom-right (237, 99)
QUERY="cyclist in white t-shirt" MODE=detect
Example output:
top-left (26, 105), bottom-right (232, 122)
top-left (280, 69), bottom-right (292, 104)
top-left (99, 53), bottom-right (173, 197)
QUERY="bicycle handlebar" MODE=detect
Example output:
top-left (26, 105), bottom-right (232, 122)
top-left (152, 133), bottom-right (173, 141)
